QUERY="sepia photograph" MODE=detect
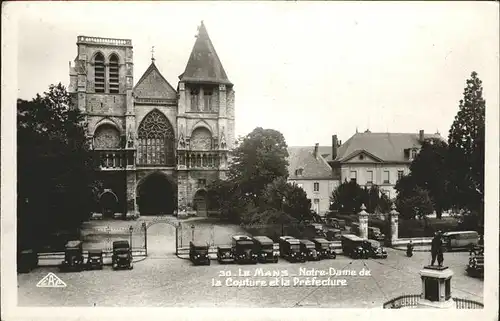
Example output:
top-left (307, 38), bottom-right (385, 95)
top-left (1, 1), bottom-right (499, 320)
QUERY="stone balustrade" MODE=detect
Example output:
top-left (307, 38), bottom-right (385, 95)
top-left (94, 150), bottom-right (135, 170)
top-left (177, 151), bottom-right (223, 169)
top-left (77, 36), bottom-right (132, 46)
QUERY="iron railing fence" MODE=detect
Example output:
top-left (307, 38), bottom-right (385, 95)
top-left (383, 294), bottom-right (484, 309)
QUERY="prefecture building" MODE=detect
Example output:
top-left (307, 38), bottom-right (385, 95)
top-left (289, 129), bottom-right (442, 215)
top-left (68, 22), bottom-right (235, 217)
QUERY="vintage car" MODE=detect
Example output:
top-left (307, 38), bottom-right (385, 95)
top-left (112, 240), bottom-right (133, 270)
top-left (363, 239), bottom-right (388, 259)
top-left (341, 234), bottom-right (368, 259)
top-left (311, 223), bottom-right (326, 237)
top-left (279, 236), bottom-right (305, 262)
top-left (368, 227), bottom-right (385, 242)
top-left (442, 231), bottom-right (479, 252)
top-left (60, 240), bottom-right (85, 272)
top-left (466, 252), bottom-right (484, 278)
top-left (232, 235), bottom-right (258, 264)
top-left (299, 239), bottom-right (320, 261)
top-left (17, 249), bottom-right (38, 273)
top-left (325, 228), bottom-right (342, 241)
top-left (189, 241), bottom-right (211, 265)
top-left (216, 245), bottom-right (234, 264)
top-left (326, 218), bottom-right (347, 230)
top-left (253, 236), bottom-right (278, 263)
top-left (311, 238), bottom-right (336, 259)
top-left (86, 249), bottom-right (104, 270)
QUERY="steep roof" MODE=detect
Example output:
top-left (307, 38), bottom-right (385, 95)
top-left (334, 132), bottom-right (443, 163)
top-left (133, 61), bottom-right (177, 99)
top-left (179, 21), bottom-right (232, 85)
top-left (287, 146), bottom-right (333, 180)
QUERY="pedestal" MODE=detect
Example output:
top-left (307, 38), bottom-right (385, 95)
top-left (417, 266), bottom-right (455, 309)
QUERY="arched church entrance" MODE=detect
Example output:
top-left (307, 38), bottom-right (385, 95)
top-left (99, 190), bottom-right (118, 218)
top-left (137, 172), bottom-right (177, 215)
top-left (193, 189), bottom-right (208, 217)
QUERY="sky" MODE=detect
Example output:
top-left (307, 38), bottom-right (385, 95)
top-left (7, 1), bottom-right (500, 146)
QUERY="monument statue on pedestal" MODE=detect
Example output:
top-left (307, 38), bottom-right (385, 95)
top-left (431, 230), bottom-right (444, 266)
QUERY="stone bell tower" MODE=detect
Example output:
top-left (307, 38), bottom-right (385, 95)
top-left (176, 21), bottom-right (235, 217)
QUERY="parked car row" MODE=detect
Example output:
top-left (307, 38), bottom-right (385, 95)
top-left (189, 235), bottom-right (338, 266)
top-left (18, 240), bottom-right (134, 273)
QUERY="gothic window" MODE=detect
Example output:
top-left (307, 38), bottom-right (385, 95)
top-left (94, 124), bottom-right (120, 149)
top-left (94, 53), bottom-right (105, 93)
top-left (109, 54), bottom-right (119, 94)
top-left (190, 87), bottom-right (200, 111)
top-left (138, 110), bottom-right (175, 166)
top-left (190, 127), bottom-right (212, 150)
top-left (203, 88), bottom-right (213, 111)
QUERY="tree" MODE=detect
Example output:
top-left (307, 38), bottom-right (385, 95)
top-left (447, 72), bottom-right (485, 221)
top-left (260, 177), bottom-right (312, 223)
top-left (330, 180), bottom-right (390, 214)
top-left (17, 83), bottom-right (97, 250)
top-left (395, 186), bottom-right (434, 220)
top-left (408, 138), bottom-right (450, 219)
top-left (228, 127), bottom-right (289, 203)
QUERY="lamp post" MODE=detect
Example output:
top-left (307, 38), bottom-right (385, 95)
top-left (191, 224), bottom-right (195, 242)
top-left (142, 222), bottom-right (147, 257)
top-left (281, 196), bottom-right (286, 236)
top-left (129, 226), bottom-right (133, 254)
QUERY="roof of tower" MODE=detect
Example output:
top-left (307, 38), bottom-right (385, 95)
top-left (134, 61), bottom-right (177, 99)
top-left (179, 21), bottom-right (232, 86)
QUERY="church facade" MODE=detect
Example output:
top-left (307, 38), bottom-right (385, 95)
top-left (68, 22), bottom-right (235, 217)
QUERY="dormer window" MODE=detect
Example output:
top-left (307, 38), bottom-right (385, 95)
top-left (411, 148), bottom-right (418, 160)
top-left (295, 168), bottom-right (304, 176)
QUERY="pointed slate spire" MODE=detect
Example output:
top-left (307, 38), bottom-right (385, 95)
top-left (179, 21), bottom-right (232, 85)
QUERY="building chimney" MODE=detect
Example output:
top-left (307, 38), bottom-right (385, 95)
top-left (332, 135), bottom-right (338, 160)
top-left (419, 130), bottom-right (424, 142)
top-left (314, 143), bottom-right (319, 159)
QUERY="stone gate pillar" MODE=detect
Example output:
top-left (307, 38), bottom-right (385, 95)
top-left (389, 203), bottom-right (399, 244)
top-left (358, 204), bottom-right (369, 239)
top-left (126, 172), bottom-right (138, 219)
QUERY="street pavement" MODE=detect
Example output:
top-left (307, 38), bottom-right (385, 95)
top-left (18, 220), bottom-right (483, 308)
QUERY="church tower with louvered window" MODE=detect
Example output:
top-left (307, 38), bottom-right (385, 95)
top-left (68, 21), bottom-right (235, 218)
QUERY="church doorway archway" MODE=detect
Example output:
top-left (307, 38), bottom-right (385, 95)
top-left (99, 190), bottom-right (118, 217)
top-left (137, 172), bottom-right (177, 215)
top-left (193, 189), bottom-right (208, 217)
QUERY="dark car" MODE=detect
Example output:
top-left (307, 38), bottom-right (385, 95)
top-left (216, 245), bottom-right (234, 264)
top-left (18, 249), bottom-right (38, 273)
top-left (311, 238), bottom-right (336, 259)
top-left (350, 222), bottom-right (360, 235)
top-left (232, 235), bottom-right (258, 264)
top-left (466, 253), bottom-right (484, 278)
top-left (368, 227), bottom-right (385, 242)
top-left (363, 239), bottom-right (388, 259)
top-left (325, 228), bottom-right (342, 241)
top-left (86, 249), bottom-right (103, 270)
top-left (112, 240), bottom-right (133, 270)
top-left (253, 236), bottom-right (278, 263)
top-left (341, 234), bottom-right (368, 259)
top-left (189, 241), bottom-right (211, 265)
top-left (279, 236), bottom-right (305, 262)
top-left (299, 239), bottom-right (320, 261)
top-left (60, 240), bottom-right (85, 272)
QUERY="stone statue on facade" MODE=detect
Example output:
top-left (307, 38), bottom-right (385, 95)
top-left (178, 125), bottom-right (186, 149)
top-left (127, 126), bottom-right (134, 148)
top-left (220, 127), bottom-right (227, 149)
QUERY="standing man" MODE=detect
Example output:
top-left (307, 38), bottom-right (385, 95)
top-left (430, 231), bottom-right (444, 266)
